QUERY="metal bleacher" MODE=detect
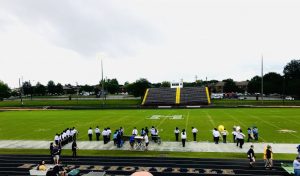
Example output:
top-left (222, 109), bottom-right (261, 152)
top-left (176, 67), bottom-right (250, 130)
top-left (180, 87), bottom-right (209, 105)
top-left (143, 88), bottom-right (176, 105)
top-left (142, 87), bottom-right (210, 106)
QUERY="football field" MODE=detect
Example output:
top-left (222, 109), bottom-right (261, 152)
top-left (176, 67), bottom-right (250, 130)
top-left (0, 108), bottom-right (299, 143)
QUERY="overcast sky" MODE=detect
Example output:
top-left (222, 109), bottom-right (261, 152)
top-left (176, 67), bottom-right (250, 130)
top-left (1, 0), bottom-right (300, 88)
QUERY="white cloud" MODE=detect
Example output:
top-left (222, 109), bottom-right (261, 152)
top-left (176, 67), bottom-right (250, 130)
top-left (0, 0), bottom-right (299, 87)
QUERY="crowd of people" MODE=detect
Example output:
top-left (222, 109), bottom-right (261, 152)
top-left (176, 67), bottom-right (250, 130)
top-left (50, 127), bottom-right (78, 165)
top-left (53, 127), bottom-right (78, 146)
top-left (46, 125), bottom-right (300, 175)
top-left (84, 125), bottom-right (260, 149)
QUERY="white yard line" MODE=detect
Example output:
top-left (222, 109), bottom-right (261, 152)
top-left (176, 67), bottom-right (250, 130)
top-left (237, 110), bottom-right (300, 140)
top-left (185, 110), bottom-right (190, 130)
top-left (205, 111), bottom-right (216, 127)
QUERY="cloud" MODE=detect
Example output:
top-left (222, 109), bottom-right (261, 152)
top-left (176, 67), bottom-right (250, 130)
top-left (0, 0), bottom-right (160, 58)
top-left (1, 0), bottom-right (300, 87)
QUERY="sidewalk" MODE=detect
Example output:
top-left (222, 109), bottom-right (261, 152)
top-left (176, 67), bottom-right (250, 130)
top-left (0, 140), bottom-right (298, 154)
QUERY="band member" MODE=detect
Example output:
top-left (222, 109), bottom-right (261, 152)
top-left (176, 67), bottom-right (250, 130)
top-left (95, 126), bottom-right (100, 141)
top-left (88, 127), bottom-right (93, 141)
top-left (181, 129), bottom-right (187, 147)
top-left (192, 127), bottom-right (198, 141)
top-left (221, 128), bottom-right (228, 143)
top-left (174, 127), bottom-right (180, 141)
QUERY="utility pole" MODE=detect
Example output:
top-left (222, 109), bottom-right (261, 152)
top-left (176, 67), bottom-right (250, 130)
top-left (101, 58), bottom-right (105, 106)
top-left (261, 55), bottom-right (264, 104)
top-left (76, 82), bottom-right (79, 105)
top-left (19, 78), bottom-right (23, 105)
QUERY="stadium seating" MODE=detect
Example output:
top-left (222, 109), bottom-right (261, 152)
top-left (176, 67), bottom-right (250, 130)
top-left (142, 88), bottom-right (176, 105)
top-left (180, 87), bottom-right (209, 105)
top-left (142, 87), bottom-right (210, 106)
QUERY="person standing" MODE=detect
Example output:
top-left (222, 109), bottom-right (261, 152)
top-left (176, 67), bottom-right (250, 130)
top-left (102, 128), bottom-right (108, 144)
top-left (52, 144), bottom-right (60, 164)
top-left (132, 127), bottom-right (138, 136)
top-left (49, 142), bottom-right (54, 163)
top-left (54, 134), bottom-right (59, 145)
top-left (247, 145), bottom-right (255, 168)
top-left (265, 145), bottom-right (273, 169)
top-left (247, 128), bottom-right (252, 142)
top-left (71, 141), bottom-right (78, 159)
top-left (236, 130), bottom-right (245, 149)
top-left (192, 127), bottom-right (198, 142)
top-left (221, 128), bottom-right (228, 143)
top-left (116, 131), bottom-right (122, 148)
top-left (129, 134), bottom-right (135, 149)
top-left (95, 126), bottom-right (100, 141)
top-left (174, 127), bottom-right (180, 141)
top-left (232, 130), bottom-right (237, 143)
top-left (140, 128), bottom-right (146, 136)
top-left (297, 144), bottom-right (300, 155)
top-left (293, 156), bottom-right (300, 176)
top-left (71, 127), bottom-right (78, 141)
top-left (107, 127), bottom-right (111, 142)
top-left (119, 127), bottom-right (124, 136)
top-left (144, 133), bottom-right (149, 151)
top-left (88, 127), bottom-right (93, 141)
top-left (145, 127), bottom-right (149, 136)
top-left (213, 128), bottom-right (220, 144)
top-left (113, 130), bottom-right (118, 145)
top-left (181, 129), bottom-right (187, 147)
top-left (150, 126), bottom-right (156, 137)
top-left (252, 127), bottom-right (259, 141)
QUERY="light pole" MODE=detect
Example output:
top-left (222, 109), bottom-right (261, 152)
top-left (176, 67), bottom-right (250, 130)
top-left (19, 78), bottom-right (23, 105)
top-left (76, 82), bottom-right (79, 105)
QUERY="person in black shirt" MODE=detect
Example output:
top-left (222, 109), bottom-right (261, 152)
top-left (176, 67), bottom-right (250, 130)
top-left (265, 145), bottom-right (273, 169)
top-left (247, 145), bottom-right (255, 167)
top-left (72, 141), bottom-right (78, 159)
top-left (145, 127), bottom-right (149, 136)
top-left (52, 145), bottom-right (60, 164)
top-left (174, 127), bottom-right (180, 141)
top-left (49, 142), bottom-right (54, 163)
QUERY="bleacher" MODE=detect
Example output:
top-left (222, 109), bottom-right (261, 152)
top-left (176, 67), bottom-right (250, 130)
top-left (180, 87), bottom-right (208, 105)
top-left (142, 88), bottom-right (176, 105)
top-left (142, 87), bottom-right (210, 106)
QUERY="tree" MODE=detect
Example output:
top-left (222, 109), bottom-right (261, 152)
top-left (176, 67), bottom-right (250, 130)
top-left (0, 81), bottom-right (10, 100)
top-left (106, 79), bottom-right (119, 94)
top-left (160, 81), bottom-right (170, 88)
top-left (10, 90), bottom-right (19, 97)
top-left (22, 81), bottom-right (32, 95)
top-left (47, 81), bottom-right (56, 95)
top-left (100, 78), bottom-right (120, 94)
top-left (55, 83), bottom-right (64, 95)
top-left (247, 76), bottom-right (261, 94)
top-left (223, 79), bottom-right (238, 93)
top-left (283, 59), bottom-right (300, 79)
top-left (283, 60), bottom-right (300, 98)
top-left (35, 82), bottom-right (46, 95)
top-left (263, 72), bottom-right (283, 95)
top-left (80, 84), bottom-right (94, 93)
top-left (126, 78), bottom-right (151, 98)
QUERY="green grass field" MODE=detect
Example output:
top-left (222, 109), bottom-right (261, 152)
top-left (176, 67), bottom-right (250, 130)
top-left (1, 99), bottom-right (299, 108)
top-left (0, 108), bottom-right (299, 143)
top-left (0, 99), bottom-right (140, 107)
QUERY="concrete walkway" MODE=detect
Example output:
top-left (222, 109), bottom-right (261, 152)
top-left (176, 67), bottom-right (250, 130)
top-left (0, 140), bottom-right (298, 154)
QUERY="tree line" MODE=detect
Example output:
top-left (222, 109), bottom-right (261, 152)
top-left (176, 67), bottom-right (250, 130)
top-left (0, 59), bottom-right (299, 100)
